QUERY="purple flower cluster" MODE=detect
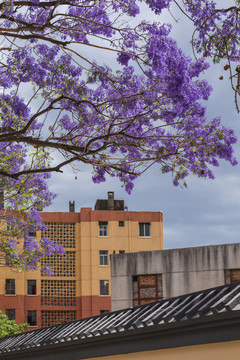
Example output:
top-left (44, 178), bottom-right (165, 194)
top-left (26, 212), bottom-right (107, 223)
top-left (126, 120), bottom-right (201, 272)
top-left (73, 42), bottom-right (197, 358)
top-left (144, 0), bottom-right (171, 14)
top-left (1, 210), bottom-right (65, 273)
top-left (0, 0), bottom-right (238, 272)
top-left (179, 0), bottom-right (240, 63)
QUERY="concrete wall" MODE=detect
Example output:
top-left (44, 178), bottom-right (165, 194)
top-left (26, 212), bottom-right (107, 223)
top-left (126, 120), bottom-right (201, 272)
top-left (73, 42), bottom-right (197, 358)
top-left (111, 243), bottom-right (240, 311)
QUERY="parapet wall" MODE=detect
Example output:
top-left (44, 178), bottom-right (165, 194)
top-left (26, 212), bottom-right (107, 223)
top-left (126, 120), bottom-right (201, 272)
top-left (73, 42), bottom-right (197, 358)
top-left (111, 243), bottom-right (240, 311)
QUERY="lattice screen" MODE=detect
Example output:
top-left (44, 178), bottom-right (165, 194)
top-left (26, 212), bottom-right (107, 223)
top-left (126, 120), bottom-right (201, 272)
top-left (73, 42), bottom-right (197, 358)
top-left (132, 274), bottom-right (163, 306)
top-left (42, 223), bottom-right (75, 248)
top-left (41, 252), bottom-right (76, 277)
top-left (41, 280), bottom-right (76, 306)
top-left (225, 269), bottom-right (240, 284)
top-left (41, 311), bottom-right (76, 327)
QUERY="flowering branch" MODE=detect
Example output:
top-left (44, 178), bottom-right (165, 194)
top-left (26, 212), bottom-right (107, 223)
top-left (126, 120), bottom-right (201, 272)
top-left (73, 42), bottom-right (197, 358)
top-left (0, 0), bottom-right (238, 270)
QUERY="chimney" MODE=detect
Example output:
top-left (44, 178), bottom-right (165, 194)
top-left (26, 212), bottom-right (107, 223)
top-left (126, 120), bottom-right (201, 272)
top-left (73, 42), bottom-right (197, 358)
top-left (108, 192), bottom-right (114, 210)
top-left (69, 201), bottom-right (75, 212)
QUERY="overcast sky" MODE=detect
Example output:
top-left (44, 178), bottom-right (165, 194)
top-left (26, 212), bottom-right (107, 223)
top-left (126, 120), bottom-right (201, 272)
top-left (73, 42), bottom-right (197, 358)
top-left (48, 2), bottom-right (240, 250)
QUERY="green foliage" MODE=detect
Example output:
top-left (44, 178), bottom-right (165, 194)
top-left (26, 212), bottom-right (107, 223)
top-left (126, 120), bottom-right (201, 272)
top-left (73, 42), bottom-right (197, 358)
top-left (0, 311), bottom-right (28, 338)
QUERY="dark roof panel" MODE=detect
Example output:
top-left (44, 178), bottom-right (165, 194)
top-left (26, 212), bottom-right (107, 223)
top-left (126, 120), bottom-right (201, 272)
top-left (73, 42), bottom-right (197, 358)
top-left (1, 282), bottom-right (240, 355)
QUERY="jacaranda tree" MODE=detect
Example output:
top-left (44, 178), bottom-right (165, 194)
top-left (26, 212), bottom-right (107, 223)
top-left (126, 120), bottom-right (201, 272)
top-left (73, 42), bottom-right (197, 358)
top-left (0, 0), bottom-right (238, 271)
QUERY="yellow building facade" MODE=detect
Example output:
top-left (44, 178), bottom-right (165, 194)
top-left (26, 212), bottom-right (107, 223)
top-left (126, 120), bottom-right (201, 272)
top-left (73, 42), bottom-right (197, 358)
top-left (0, 192), bottom-right (163, 329)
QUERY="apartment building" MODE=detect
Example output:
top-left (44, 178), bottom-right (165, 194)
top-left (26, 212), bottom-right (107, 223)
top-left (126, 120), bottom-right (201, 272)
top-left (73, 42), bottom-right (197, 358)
top-left (0, 192), bottom-right (163, 329)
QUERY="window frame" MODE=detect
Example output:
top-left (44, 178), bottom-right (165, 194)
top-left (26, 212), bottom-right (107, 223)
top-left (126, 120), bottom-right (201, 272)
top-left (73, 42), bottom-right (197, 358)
top-left (5, 279), bottom-right (15, 295)
top-left (27, 310), bottom-right (37, 327)
top-left (100, 280), bottom-right (109, 296)
top-left (6, 309), bottom-right (15, 321)
top-left (27, 280), bottom-right (37, 296)
top-left (118, 221), bottom-right (124, 227)
top-left (99, 221), bottom-right (108, 237)
top-left (132, 274), bottom-right (163, 306)
top-left (99, 250), bottom-right (108, 266)
top-left (139, 222), bottom-right (151, 237)
top-left (5, 255), bottom-right (11, 267)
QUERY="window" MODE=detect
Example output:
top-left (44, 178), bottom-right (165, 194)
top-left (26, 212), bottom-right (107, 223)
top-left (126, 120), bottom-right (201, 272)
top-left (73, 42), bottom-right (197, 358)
top-left (100, 280), bottom-right (109, 296)
top-left (27, 310), bottom-right (37, 326)
top-left (5, 279), bottom-right (15, 295)
top-left (5, 255), bottom-right (11, 266)
top-left (6, 309), bottom-right (15, 321)
top-left (27, 280), bottom-right (37, 295)
top-left (99, 222), bottom-right (108, 236)
top-left (100, 310), bottom-right (109, 314)
top-left (139, 222), bottom-right (151, 237)
top-left (132, 274), bottom-right (163, 306)
top-left (118, 221), bottom-right (124, 227)
top-left (28, 231), bottom-right (36, 237)
top-left (225, 269), bottom-right (240, 284)
top-left (99, 251), bottom-right (108, 265)
top-left (119, 250), bottom-right (125, 254)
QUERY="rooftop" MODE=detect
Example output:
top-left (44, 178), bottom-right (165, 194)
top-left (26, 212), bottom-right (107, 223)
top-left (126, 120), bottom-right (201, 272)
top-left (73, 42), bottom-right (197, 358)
top-left (94, 191), bottom-right (125, 211)
top-left (1, 282), bottom-right (240, 359)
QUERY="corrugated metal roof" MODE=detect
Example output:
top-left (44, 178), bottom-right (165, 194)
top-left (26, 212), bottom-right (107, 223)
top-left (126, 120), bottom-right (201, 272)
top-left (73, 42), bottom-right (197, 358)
top-left (1, 282), bottom-right (240, 355)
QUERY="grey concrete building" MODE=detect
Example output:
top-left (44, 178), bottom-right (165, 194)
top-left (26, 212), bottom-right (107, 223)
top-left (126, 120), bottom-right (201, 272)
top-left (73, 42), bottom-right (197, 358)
top-left (111, 243), bottom-right (240, 311)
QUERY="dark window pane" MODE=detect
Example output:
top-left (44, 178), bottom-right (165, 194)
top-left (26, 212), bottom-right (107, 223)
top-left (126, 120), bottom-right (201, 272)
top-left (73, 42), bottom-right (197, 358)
top-left (99, 222), bottom-right (108, 236)
top-left (27, 280), bottom-right (37, 295)
top-left (145, 223), bottom-right (150, 236)
top-left (100, 280), bottom-right (109, 295)
top-left (6, 309), bottom-right (15, 321)
top-left (99, 251), bottom-right (108, 265)
top-left (139, 223), bottom-right (151, 237)
top-left (27, 311), bottom-right (37, 326)
top-left (5, 256), bottom-right (11, 266)
top-left (118, 221), bottom-right (124, 227)
top-left (5, 279), bottom-right (15, 295)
